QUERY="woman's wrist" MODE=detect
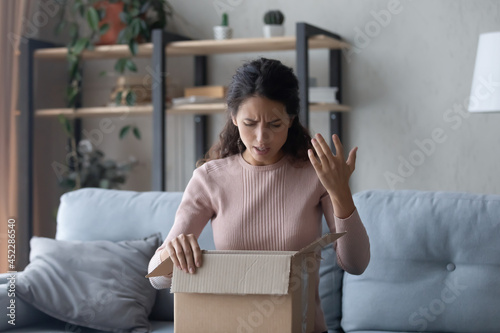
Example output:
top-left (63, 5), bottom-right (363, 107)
top-left (329, 188), bottom-right (355, 219)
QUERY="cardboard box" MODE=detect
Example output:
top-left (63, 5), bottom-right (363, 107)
top-left (184, 85), bottom-right (228, 98)
top-left (147, 232), bottom-right (345, 333)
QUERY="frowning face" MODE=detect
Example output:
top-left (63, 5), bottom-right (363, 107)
top-left (232, 96), bottom-right (293, 166)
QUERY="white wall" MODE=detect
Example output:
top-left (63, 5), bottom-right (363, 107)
top-left (164, 0), bottom-right (500, 194)
top-left (30, 0), bottom-right (500, 236)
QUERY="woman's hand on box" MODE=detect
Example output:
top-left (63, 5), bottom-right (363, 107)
top-left (161, 233), bottom-right (202, 274)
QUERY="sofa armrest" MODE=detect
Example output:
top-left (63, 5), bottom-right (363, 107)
top-left (0, 272), bottom-right (16, 285)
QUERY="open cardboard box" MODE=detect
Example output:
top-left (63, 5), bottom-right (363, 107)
top-left (147, 232), bottom-right (345, 333)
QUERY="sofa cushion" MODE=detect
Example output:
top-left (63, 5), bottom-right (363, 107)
top-left (55, 188), bottom-right (216, 323)
top-left (16, 234), bottom-right (161, 333)
top-left (55, 188), bottom-right (215, 250)
top-left (343, 190), bottom-right (500, 333)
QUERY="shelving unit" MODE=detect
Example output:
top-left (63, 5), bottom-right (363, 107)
top-left (19, 22), bottom-right (350, 244)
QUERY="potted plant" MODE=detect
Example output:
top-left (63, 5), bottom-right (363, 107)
top-left (57, 115), bottom-right (138, 191)
top-left (54, 0), bottom-right (174, 109)
top-left (54, 0), bottom-right (176, 142)
top-left (263, 10), bottom-right (285, 38)
top-left (213, 12), bottom-right (232, 40)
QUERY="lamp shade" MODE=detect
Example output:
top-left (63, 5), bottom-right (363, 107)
top-left (468, 31), bottom-right (500, 113)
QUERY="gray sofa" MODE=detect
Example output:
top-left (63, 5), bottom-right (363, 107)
top-left (1, 188), bottom-right (499, 332)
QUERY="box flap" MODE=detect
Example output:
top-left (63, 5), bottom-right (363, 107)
top-left (145, 255), bottom-right (173, 278)
top-left (295, 232), bottom-right (346, 255)
top-left (172, 252), bottom-right (292, 295)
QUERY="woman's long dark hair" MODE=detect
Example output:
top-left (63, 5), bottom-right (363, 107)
top-left (197, 58), bottom-right (313, 167)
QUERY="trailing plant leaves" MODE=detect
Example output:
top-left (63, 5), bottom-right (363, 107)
top-left (74, 70), bottom-right (82, 82)
top-left (99, 179), bottom-right (110, 189)
top-left (97, 8), bottom-right (106, 20)
top-left (99, 70), bottom-right (107, 77)
top-left (67, 85), bottom-right (79, 107)
top-left (73, 37), bottom-right (89, 55)
top-left (117, 29), bottom-right (126, 44)
top-left (72, 1), bottom-right (82, 14)
top-left (126, 59), bottom-right (137, 72)
top-left (120, 125), bottom-right (131, 139)
top-left (119, 12), bottom-right (130, 24)
top-left (125, 91), bottom-right (136, 106)
top-left (140, 2), bottom-right (150, 14)
top-left (131, 18), bottom-right (141, 37)
top-left (129, 8), bottom-right (140, 18)
top-left (128, 40), bottom-right (138, 56)
top-left (86, 7), bottom-right (100, 32)
top-left (133, 126), bottom-right (141, 140)
top-left (99, 23), bottom-right (110, 35)
top-left (115, 91), bottom-right (123, 105)
top-left (55, 21), bottom-right (65, 36)
top-left (57, 114), bottom-right (72, 137)
top-left (69, 23), bottom-right (79, 41)
top-left (140, 20), bottom-right (149, 40)
top-left (114, 58), bottom-right (128, 73)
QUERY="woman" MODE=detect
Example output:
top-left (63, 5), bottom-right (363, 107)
top-left (148, 58), bottom-right (370, 333)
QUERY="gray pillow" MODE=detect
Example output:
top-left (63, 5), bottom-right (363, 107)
top-left (16, 234), bottom-right (161, 333)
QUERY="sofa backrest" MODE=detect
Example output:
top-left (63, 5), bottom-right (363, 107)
top-left (56, 188), bottom-right (215, 249)
top-left (345, 189), bottom-right (500, 333)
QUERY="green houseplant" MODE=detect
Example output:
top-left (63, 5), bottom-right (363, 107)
top-left (57, 115), bottom-right (138, 191)
top-left (53, 0), bottom-right (174, 165)
top-left (55, 0), bottom-right (173, 108)
top-left (263, 10), bottom-right (285, 38)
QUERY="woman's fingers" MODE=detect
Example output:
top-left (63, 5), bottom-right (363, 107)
top-left (332, 134), bottom-right (345, 161)
top-left (166, 241), bottom-right (181, 270)
top-left (168, 234), bottom-right (202, 274)
top-left (346, 147), bottom-right (358, 174)
top-left (189, 236), bottom-right (202, 268)
top-left (311, 134), bottom-right (333, 168)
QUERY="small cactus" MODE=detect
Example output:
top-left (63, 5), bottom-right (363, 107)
top-left (264, 10), bottom-right (284, 25)
top-left (221, 12), bottom-right (228, 26)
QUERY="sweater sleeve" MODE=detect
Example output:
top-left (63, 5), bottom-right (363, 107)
top-left (321, 192), bottom-right (370, 275)
top-left (148, 166), bottom-right (216, 289)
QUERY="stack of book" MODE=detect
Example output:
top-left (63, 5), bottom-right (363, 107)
top-left (309, 87), bottom-right (339, 104)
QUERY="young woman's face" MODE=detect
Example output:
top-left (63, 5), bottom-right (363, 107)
top-left (232, 95), bottom-right (293, 166)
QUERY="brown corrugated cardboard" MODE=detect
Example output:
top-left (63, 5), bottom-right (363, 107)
top-left (146, 232), bottom-right (346, 332)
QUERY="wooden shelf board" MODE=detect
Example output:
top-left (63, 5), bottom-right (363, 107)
top-left (35, 106), bottom-right (155, 118)
top-left (34, 35), bottom-right (351, 60)
top-left (309, 103), bottom-right (351, 112)
top-left (35, 103), bottom-right (350, 118)
top-left (166, 35), bottom-right (350, 56)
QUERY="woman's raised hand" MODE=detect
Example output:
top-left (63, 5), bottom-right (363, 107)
top-left (161, 233), bottom-right (202, 274)
top-left (308, 133), bottom-right (357, 218)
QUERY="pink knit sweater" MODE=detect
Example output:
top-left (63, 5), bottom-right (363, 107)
top-left (148, 153), bottom-right (370, 332)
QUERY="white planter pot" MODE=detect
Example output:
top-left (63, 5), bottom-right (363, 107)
top-left (213, 26), bottom-right (233, 40)
top-left (263, 25), bottom-right (284, 38)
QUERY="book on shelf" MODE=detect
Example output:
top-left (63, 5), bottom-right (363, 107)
top-left (309, 87), bottom-right (339, 104)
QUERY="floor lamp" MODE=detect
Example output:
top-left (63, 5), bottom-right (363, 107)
top-left (468, 31), bottom-right (500, 113)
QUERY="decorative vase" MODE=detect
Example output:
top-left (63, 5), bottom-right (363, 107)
top-left (263, 25), bottom-right (284, 38)
top-left (213, 26), bottom-right (233, 40)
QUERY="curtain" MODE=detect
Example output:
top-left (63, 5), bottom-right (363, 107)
top-left (0, 0), bottom-right (26, 273)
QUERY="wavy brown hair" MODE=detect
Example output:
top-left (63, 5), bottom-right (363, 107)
top-left (197, 58), bottom-right (313, 167)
